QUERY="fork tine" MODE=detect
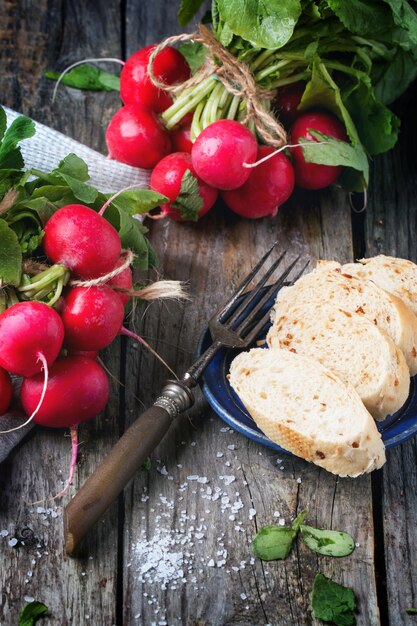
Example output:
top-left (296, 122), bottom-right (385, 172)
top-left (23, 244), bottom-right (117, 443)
top-left (234, 255), bottom-right (301, 335)
top-left (224, 248), bottom-right (288, 328)
top-left (216, 241), bottom-right (280, 323)
top-left (241, 259), bottom-right (311, 343)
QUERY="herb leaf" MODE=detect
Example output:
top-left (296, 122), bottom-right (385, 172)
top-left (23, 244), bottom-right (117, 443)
top-left (18, 600), bottom-right (48, 626)
top-left (300, 524), bottom-right (355, 557)
top-left (216, 0), bottom-right (302, 49)
top-left (178, 0), bottom-right (206, 26)
top-left (251, 525), bottom-right (296, 560)
top-left (311, 573), bottom-right (356, 626)
top-left (406, 608), bottom-right (417, 615)
top-left (44, 66), bottom-right (120, 92)
top-left (0, 219), bottom-right (22, 286)
top-left (172, 169), bottom-right (204, 221)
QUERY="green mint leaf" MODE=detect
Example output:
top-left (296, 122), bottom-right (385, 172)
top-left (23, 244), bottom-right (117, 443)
top-left (178, 42), bottom-right (207, 74)
top-left (299, 130), bottom-right (369, 183)
top-left (252, 525), bottom-right (296, 561)
top-left (300, 524), bottom-right (355, 557)
top-left (18, 601), bottom-right (48, 626)
top-left (44, 66), bottom-right (120, 92)
top-left (0, 219), bottom-right (22, 286)
top-left (171, 169), bottom-right (204, 222)
top-left (406, 608), bottom-right (417, 615)
top-left (216, 0), bottom-right (302, 49)
top-left (178, 0), bottom-right (206, 26)
top-left (0, 114), bottom-right (35, 171)
top-left (311, 573), bottom-right (356, 626)
top-left (107, 190), bottom-right (168, 216)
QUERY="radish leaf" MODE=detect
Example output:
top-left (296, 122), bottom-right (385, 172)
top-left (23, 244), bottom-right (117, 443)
top-left (178, 0), bottom-right (206, 26)
top-left (0, 219), bottom-right (22, 286)
top-left (172, 169), bottom-right (203, 221)
top-left (107, 190), bottom-right (168, 215)
top-left (45, 66), bottom-right (120, 92)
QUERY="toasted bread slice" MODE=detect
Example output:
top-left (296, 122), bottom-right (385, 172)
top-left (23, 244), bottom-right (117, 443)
top-left (267, 302), bottom-right (410, 420)
top-left (276, 268), bottom-right (417, 375)
top-left (339, 255), bottom-right (417, 316)
top-left (228, 348), bottom-right (386, 477)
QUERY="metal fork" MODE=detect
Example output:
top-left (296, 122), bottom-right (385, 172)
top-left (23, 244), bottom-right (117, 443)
top-left (64, 242), bottom-right (307, 555)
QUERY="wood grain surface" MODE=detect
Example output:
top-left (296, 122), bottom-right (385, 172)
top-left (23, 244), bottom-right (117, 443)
top-left (0, 1), bottom-right (415, 625)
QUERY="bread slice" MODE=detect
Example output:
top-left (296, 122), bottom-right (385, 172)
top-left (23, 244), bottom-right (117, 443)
top-left (276, 268), bottom-right (417, 375)
top-left (267, 302), bottom-right (410, 420)
top-left (339, 255), bottom-right (417, 317)
top-left (228, 348), bottom-right (386, 477)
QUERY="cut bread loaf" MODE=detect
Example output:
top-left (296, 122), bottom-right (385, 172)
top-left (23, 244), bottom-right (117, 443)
top-left (266, 302), bottom-right (410, 420)
top-left (275, 267), bottom-right (417, 375)
top-left (228, 348), bottom-right (386, 477)
top-left (339, 255), bottom-right (417, 317)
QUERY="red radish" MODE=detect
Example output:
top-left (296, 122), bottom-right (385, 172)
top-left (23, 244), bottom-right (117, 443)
top-left (0, 302), bottom-right (64, 377)
top-left (67, 349), bottom-right (99, 359)
top-left (191, 120), bottom-right (257, 190)
top-left (21, 355), bottom-right (109, 499)
top-left (120, 45), bottom-right (191, 114)
top-left (21, 356), bottom-right (109, 429)
top-left (222, 146), bottom-right (295, 218)
top-left (0, 367), bottom-right (13, 415)
top-left (43, 204), bottom-right (121, 279)
top-left (275, 82), bottom-right (305, 125)
top-left (106, 104), bottom-right (171, 169)
top-left (61, 285), bottom-right (125, 351)
top-left (107, 258), bottom-right (133, 306)
top-left (171, 123), bottom-right (193, 153)
top-left (290, 111), bottom-right (348, 190)
top-left (150, 152), bottom-right (217, 222)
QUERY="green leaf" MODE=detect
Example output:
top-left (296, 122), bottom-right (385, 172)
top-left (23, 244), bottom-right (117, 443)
top-left (178, 42), bottom-right (207, 74)
top-left (291, 509), bottom-right (308, 532)
top-left (55, 153), bottom-right (90, 182)
top-left (300, 524), bottom-right (355, 557)
top-left (216, 0), bottom-right (302, 49)
top-left (107, 189), bottom-right (168, 216)
top-left (311, 573), bottom-right (356, 626)
top-left (59, 173), bottom-right (98, 204)
top-left (406, 608), bottom-right (417, 615)
top-left (103, 203), bottom-right (153, 270)
top-left (324, 0), bottom-right (394, 36)
top-left (0, 219), bottom-right (22, 286)
top-left (44, 65), bottom-right (120, 92)
top-left (18, 601), bottom-right (48, 626)
top-left (299, 130), bottom-right (369, 183)
top-left (178, 0), bottom-right (206, 26)
top-left (0, 107), bottom-right (7, 143)
top-left (171, 169), bottom-right (204, 221)
top-left (372, 48), bottom-right (417, 105)
top-left (382, 0), bottom-right (417, 46)
top-left (251, 525), bottom-right (296, 560)
top-left (0, 115), bottom-right (35, 171)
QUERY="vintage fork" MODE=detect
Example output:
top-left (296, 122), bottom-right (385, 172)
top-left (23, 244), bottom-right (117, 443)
top-left (64, 242), bottom-right (307, 554)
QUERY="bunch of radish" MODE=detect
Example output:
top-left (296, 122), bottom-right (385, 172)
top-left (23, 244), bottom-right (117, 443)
top-left (104, 44), bottom-right (350, 221)
top-left (0, 202), bottom-right (171, 498)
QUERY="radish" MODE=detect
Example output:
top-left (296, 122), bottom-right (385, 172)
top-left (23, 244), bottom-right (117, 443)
top-left (43, 204), bottom-right (121, 279)
top-left (0, 367), bottom-right (13, 415)
top-left (21, 356), bottom-right (109, 430)
top-left (0, 301), bottom-right (64, 377)
top-left (191, 120), bottom-right (258, 190)
top-left (150, 152), bottom-right (217, 222)
top-left (171, 123), bottom-right (193, 153)
top-left (106, 104), bottom-right (171, 169)
top-left (21, 355), bottom-right (109, 499)
top-left (290, 111), bottom-right (348, 190)
top-left (61, 285), bottom-right (125, 351)
top-left (222, 145), bottom-right (295, 218)
top-left (275, 82), bottom-right (305, 125)
top-left (120, 44), bottom-right (191, 114)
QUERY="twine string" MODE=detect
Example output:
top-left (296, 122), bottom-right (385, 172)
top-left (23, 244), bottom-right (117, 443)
top-left (147, 25), bottom-right (287, 147)
top-left (69, 249), bottom-right (135, 288)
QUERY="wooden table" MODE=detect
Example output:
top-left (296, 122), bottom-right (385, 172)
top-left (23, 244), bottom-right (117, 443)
top-left (0, 2), bottom-right (416, 625)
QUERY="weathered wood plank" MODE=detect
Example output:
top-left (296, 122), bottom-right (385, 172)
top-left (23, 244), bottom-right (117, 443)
top-left (0, 1), bottom-right (123, 624)
top-left (364, 82), bottom-right (417, 626)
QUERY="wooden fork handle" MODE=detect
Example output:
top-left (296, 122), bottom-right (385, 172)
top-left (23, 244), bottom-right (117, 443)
top-left (64, 382), bottom-right (194, 555)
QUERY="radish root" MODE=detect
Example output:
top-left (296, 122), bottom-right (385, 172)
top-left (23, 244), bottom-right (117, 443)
top-left (120, 325), bottom-right (178, 379)
top-left (0, 353), bottom-right (49, 434)
top-left (242, 141), bottom-right (331, 168)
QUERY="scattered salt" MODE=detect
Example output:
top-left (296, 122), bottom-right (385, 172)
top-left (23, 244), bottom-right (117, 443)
top-left (0, 530), bottom-right (8, 537)
top-left (8, 538), bottom-right (18, 547)
top-left (240, 593), bottom-right (247, 600)
top-left (249, 508), bottom-right (256, 520)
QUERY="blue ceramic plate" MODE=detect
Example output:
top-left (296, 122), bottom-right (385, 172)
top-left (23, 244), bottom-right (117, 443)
top-left (196, 291), bottom-right (417, 452)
